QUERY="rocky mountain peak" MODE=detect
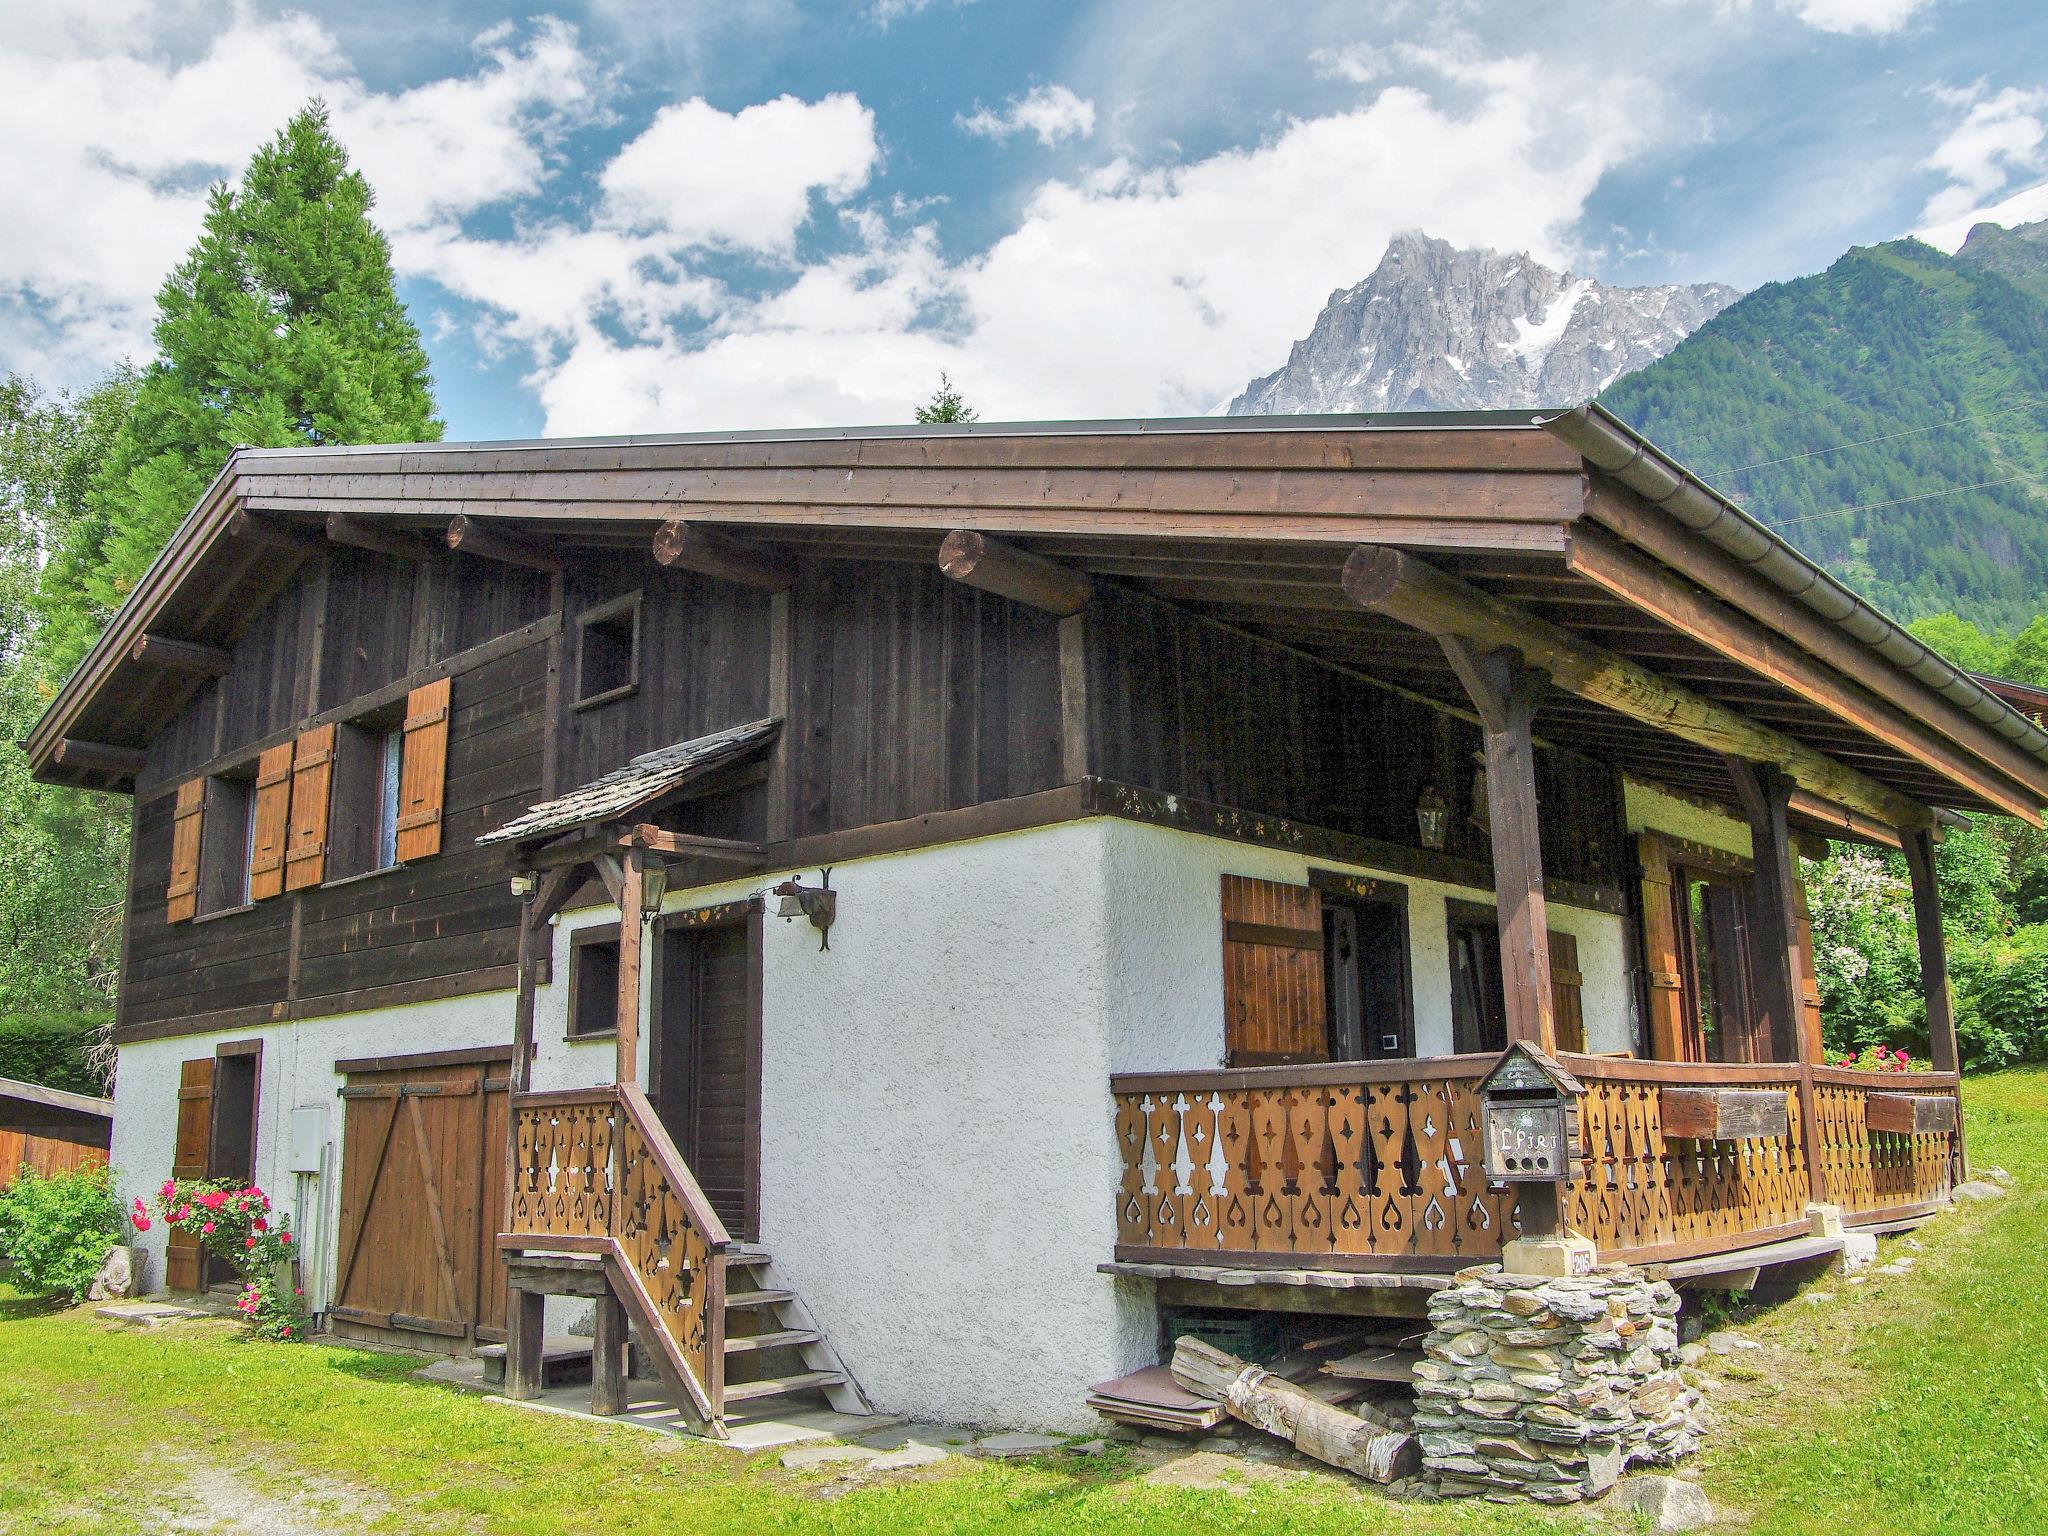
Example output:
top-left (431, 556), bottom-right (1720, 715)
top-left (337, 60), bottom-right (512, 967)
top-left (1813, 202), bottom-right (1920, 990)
top-left (1228, 232), bottom-right (1740, 415)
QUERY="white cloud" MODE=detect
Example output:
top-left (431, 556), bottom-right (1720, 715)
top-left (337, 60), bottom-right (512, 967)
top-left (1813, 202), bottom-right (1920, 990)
top-left (868, 0), bottom-right (976, 26)
top-left (1776, 0), bottom-right (1936, 35)
top-left (1310, 44), bottom-right (1392, 85)
top-left (958, 85), bottom-right (1097, 146)
top-left (1915, 83), bottom-right (2048, 232)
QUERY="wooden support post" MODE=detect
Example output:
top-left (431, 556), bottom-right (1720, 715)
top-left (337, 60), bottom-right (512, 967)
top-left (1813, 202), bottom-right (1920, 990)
top-left (615, 847), bottom-right (644, 1086)
top-left (651, 520), bottom-right (797, 590)
top-left (937, 529), bottom-right (1094, 615)
top-left (1340, 545), bottom-right (1929, 831)
top-left (765, 589), bottom-right (793, 842)
top-left (1727, 760), bottom-right (1808, 1064)
top-left (1439, 637), bottom-right (1555, 1054)
top-left (591, 1289), bottom-right (629, 1416)
top-left (446, 515), bottom-right (561, 573)
top-left (504, 1289), bottom-right (546, 1401)
top-left (509, 893), bottom-right (542, 1095)
top-left (129, 634), bottom-right (232, 677)
top-left (1058, 612), bottom-right (1090, 782)
top-left (1901, 825), bottom-right (1959, 1077)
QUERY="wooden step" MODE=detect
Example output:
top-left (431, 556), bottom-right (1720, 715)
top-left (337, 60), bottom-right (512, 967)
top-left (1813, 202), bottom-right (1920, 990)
top-left (721, 1369), bottom-right (845, 1403)
top-left (724, 1327), bottom-right (821, 1355)
top-left (726, 1288), bottom-right (795, 1310)
top-left (724, 1244), bottom-right (773, 1266)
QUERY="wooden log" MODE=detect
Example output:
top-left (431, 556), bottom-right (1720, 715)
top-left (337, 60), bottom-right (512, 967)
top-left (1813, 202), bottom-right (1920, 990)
top-left (225, 508), bottom-right (321, 558)
top-left (1170, 1336), bottom-right (1420, 1483)
top-left (128, 634), bottom-right (231, 677)
top-left (327, 512), bottom-right (443, 562)
top-left (1659, 1087), bottom-right (1791, 1141)
top-left (1340, 545), bottom-right (1930, 831)
top-left (1864, 1092), bottom-right (1958, 1135)
top-left (446, 515), bottom-right (561, 573)
top-left (650, 520), bottom-right (797, 590)
top-left (937, 529), bottom-right (1094, 615)
top-left (51, 738), bottom-right (147, 777)
top-left (614, 847), bottom-right (643, 1086)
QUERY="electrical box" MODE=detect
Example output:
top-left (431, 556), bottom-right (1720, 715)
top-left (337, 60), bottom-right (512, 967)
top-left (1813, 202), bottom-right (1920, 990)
top-left (286, 1104), bottom-right (328, 1175)
top-left (1478, 1042), bottom-right (1584, 1183)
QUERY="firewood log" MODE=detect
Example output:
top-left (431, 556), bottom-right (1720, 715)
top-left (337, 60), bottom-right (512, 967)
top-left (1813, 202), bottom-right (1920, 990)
top-left (1171, 1336), bottom-right (1420, 1483)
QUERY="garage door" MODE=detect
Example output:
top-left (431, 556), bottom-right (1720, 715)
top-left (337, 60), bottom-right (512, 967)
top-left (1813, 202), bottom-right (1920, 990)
top-left (331, 1048), bottom-right (510, 1349)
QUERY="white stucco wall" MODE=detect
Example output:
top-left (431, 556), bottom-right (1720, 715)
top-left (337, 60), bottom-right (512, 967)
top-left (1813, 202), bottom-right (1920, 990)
top-left (1625, 777), bottom-right (1753, 859)
top-left (107, 810), bottom-right (1637, 1431)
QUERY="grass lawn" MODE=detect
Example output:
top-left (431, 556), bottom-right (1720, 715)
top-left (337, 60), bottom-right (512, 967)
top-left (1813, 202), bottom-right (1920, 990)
top-left (4, 1070), bottom-right (2045, 1535)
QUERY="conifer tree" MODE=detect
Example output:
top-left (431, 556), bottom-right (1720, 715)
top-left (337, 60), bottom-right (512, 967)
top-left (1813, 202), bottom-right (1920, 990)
top-left (914, 373), bottom-right (978, 424)
top-left (38, 101), bottom-right (440, 672)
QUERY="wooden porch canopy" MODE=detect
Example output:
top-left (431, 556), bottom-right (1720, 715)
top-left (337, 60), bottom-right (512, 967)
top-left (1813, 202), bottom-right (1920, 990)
top-left (25, 405), bottom-right (2048, 840)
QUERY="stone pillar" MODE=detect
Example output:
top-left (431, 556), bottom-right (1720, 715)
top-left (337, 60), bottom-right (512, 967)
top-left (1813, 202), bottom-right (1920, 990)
top-left (1413, 1264), bottom-right (1703, 1504)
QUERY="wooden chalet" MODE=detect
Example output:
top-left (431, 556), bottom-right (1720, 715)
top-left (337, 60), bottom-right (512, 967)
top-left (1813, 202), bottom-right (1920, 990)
top-left (26, 405), bottom-right (2019, 1434)
top-left (0, 1077), bottom-right (113, 1190)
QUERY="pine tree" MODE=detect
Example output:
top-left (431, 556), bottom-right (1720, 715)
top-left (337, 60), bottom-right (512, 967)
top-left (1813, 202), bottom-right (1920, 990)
top-left (39, 101), bottom-right (440, 673)
top-left (914, 373), bottom-right (978, 424)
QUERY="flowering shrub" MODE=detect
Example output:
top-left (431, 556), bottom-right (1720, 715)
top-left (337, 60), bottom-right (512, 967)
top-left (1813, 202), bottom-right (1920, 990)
top-left (1834, 1045), bottom-right (1926, 1073)
top-left (132, 1179), bottom-right (307, 1341)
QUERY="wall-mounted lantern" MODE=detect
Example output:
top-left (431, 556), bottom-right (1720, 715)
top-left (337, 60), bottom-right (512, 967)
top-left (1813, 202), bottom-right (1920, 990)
top-left (639, 858), bottom-right (670, 923)
top-left (1478, 1042), bottom-right (1584, 1183)
top-left (770, 868), bottom-right (836, 950)
top-left (1415, 785), bottom-right (1450, 852)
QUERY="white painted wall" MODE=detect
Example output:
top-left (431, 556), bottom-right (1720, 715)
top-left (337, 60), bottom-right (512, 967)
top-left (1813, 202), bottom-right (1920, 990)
top-left (107, 810), bottom-right (1636, 1430)
top-left (1625, 777), bottom-right (1753, 859)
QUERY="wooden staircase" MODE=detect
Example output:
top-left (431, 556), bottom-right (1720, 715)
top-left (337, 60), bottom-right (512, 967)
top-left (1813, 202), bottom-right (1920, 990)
top-left (497, 1083), bottom-right (866, 1436)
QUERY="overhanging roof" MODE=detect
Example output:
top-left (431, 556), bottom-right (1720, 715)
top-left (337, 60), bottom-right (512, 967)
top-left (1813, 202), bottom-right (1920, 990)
top-left (24, 409), bottom-right (2048, 830)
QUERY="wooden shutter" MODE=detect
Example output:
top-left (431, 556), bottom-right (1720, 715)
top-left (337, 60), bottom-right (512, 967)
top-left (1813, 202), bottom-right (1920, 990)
top-left (246, 742), bottom-right (296, 901)
top-left (1637, 837), bottom-right (1697, 1063)
top-left (1222, 875), bottom-right (1328, 1066)
top-left (1549, 929), bottom-right (1585, 1055)
top-left (166, 1057), bottom-right (214, 1291)
top-left (394, 677), bottom-right (451, 863)
top-left (284, 724), bottom-right (336, 891)
top-left (166, 779), bottom-right (205, 924)
top-left (1792, 877), bottom-right (1826, 1063)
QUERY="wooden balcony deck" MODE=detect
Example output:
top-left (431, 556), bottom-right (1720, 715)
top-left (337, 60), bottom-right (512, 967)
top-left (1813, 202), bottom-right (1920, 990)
top-left (1112, 1054), bottom-right (1960, 1273)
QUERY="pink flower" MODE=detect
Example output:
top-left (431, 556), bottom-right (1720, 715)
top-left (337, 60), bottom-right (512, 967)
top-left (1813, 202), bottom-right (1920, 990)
top-left (160, 1180), bottom-right (176, 1198)
top-left (1896, 1049), bottom-right (1909, 1062)
top-left (278, 1231), bottom-right (292, 1246)
top-left (244, 1237), bottom-right (257, 1250)
top-left (252, 1218), bottom-right (267, 1233)
top-left (176, 1205), bottom-right (191, 1221)
top-left (201, 1222), bottom-right (215, 1235)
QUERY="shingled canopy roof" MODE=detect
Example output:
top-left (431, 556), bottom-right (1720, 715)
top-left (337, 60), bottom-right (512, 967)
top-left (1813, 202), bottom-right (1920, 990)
top-left (24, 404), bottom-right (2048, 836)
top-left (477, 718), bottom-right (780, 849)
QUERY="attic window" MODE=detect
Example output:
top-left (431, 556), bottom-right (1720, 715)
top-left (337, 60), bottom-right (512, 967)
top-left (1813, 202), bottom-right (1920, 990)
top-left (575, 591), bottom-right (641, 709)
top-left (196, 770), bottom-right (256, 917)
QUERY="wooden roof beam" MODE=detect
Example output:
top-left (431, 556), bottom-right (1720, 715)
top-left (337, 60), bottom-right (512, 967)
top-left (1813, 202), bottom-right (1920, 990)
top-left (1341, 544), bottom-right (1935, 831)
top-left (52, 739), bottom-right (147, 778)
top-left (327, 512), bottom-right (443, 562)
top-left (1567, 522), bottom-right (2044, 823)
top-left (225, 507), bottom-right (321, 558)
top-left (938, 530), bottom-right (1094, 616)
top-left (650, 520), bottom-right (797, 591)
top-left (128, 634), bottom-right (230, 678)
top-left (446, 515), bottom-right (561, 573)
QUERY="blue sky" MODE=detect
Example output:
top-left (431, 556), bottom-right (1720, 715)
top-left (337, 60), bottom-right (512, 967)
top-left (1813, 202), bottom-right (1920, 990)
top-left (3, 0), bottom-right (2046, 439)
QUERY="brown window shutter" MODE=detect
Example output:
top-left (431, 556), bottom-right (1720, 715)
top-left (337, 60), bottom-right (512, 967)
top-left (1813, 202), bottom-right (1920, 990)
top-left (1548, 929), bottom-right (1585, 1054)
top-left (247, 741), bottom-right (296, 901)
top-left (166, 779), bottom-right (205, 923)
top-left (394, 676), bottom-right (452, 863)
top-left (1636, 836), bottom-right (1697, 1063)
top-left (1792, 877), bottom-right (1825, 1063)
top-left (1222, 874), bottom-right (1329, 1066)
top-left (166, 1057), bottom-right (214, 1291)
top-left (284, 724), bottom-right (336, 891)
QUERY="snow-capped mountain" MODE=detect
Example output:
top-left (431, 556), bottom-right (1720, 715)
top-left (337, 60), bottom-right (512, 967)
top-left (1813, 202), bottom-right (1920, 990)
top-left (1228, 232), bottom-right (1741, 415)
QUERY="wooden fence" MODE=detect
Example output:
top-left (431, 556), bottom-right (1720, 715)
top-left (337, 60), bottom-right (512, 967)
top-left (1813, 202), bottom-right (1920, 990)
top-left (1112, 1056), bottom-right (1959, 1270)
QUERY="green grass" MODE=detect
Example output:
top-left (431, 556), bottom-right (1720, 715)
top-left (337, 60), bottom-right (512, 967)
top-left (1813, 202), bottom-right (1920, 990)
top-left (4, 1072), bottom-right (2046, 1534)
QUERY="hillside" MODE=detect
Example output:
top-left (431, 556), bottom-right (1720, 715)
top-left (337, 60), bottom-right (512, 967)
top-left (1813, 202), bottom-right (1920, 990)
top-left (1601, 236), bottom-right (2048, 632)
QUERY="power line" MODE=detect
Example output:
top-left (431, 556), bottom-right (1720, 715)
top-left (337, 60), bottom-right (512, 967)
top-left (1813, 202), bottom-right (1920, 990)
top-left (1767, 472), bottom-right (2043, 530)
top-left (1698, 400), bottom-right (2044, 479)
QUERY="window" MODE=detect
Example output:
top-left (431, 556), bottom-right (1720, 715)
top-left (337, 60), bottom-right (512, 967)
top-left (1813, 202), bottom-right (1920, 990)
top-left (569, 924), bottom-right (622, 1037)
top-left (1447, 901), bottom-right (1507, 1055)
top-left (326, 708), bottom-right (405, 881)
top-left (195, 771), bottom-right (255, 916)
top-left (1312, 872), bottom-right (1414, 1061)
top-left (575, 591), bottom-right (641, 709)
top-left (1676, 869), bottom-right (1758, 1063)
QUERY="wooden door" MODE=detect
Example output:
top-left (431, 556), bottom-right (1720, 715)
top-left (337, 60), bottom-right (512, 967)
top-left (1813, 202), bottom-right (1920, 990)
top-left (654, 919), bottom-right (760, 1241)
top-left (166, 1058), bottom-right (214, 1291)
top-left (331, 1053), bottom-right (509, 1349)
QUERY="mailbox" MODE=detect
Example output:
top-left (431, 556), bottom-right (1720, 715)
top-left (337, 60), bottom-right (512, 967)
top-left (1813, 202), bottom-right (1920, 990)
top-left (1478, 1042), bottom-right (1584, 1183)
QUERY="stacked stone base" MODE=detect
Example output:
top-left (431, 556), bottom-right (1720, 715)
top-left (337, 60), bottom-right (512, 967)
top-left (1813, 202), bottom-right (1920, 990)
top-left (1413, 1263), bottom-right (1703, 1504)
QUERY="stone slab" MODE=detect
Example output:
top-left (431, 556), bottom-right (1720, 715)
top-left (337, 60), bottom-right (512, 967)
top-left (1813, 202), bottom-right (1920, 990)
top-left (974, 1431), bottom-right (1067, 1458)
top-left (95, 1302), bottom-right (209, 1327)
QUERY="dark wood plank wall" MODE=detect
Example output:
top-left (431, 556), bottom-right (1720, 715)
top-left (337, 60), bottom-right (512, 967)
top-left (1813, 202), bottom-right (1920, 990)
top-left (1084, 585), bottom-right (1631, 894)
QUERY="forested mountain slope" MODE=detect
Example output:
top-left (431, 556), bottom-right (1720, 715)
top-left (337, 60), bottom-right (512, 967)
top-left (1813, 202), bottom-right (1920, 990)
top-left (1601, 235), bottom-right (2048, 631)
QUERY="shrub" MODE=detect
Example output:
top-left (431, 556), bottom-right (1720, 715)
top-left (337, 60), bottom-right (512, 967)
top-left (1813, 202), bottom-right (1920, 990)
top-left (135, 1179), bottom-right (307, 1341)
top-left (0, 1162), bottom-right (120, 1301)
top-left (1962, 924), bottom-right (2048, 1066)
top-left (0, 1011), bottom-right (113, 1095)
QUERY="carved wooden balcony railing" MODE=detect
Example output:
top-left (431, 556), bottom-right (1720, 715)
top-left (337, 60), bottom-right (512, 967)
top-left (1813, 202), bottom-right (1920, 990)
top-left (502, 1084), bottom-right (728, 1420)
top-left (1112, 1056), bottom-right (1961, 1271)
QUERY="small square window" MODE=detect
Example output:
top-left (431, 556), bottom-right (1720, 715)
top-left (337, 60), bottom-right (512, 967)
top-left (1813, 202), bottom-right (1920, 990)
top-left (196, 772), bottom-right (255, 915)
top-left (328, 709), bottom-right (405, 881)
top-left (569, 925), bottom-right (622, 1037)
top-left (575, 591), bottom-right (641, 709)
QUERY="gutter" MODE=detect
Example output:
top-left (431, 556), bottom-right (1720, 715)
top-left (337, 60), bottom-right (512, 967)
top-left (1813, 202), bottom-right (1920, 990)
top-left (1543, 400), bottom-right (2048, 771)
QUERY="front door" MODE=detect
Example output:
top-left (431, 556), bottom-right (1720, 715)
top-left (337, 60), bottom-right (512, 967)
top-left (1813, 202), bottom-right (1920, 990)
top-left (653, 913), bottom-right (761, 1241)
